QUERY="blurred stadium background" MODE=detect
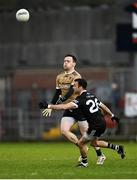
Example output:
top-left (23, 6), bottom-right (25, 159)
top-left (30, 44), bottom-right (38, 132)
top-left (0, 0), bottom-right (137, 142)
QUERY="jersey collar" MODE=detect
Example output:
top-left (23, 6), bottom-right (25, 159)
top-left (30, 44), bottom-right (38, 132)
top-left (80, 90), bottom-right (87, 95)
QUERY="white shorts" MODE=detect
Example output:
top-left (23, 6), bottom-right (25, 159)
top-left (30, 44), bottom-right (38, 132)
top-left (61, 117), bottom-right (88, 135)
top-left (61, 117), bottom-right (76, 131)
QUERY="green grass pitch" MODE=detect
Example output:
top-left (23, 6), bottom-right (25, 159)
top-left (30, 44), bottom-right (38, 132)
top-left (0, 141), bottom-right (136, 179)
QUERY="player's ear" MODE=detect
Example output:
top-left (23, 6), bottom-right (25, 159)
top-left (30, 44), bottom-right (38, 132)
top-left (77, 84), bottom-right (80, 88)
top-left (73, 61), bottom-right (76, 66)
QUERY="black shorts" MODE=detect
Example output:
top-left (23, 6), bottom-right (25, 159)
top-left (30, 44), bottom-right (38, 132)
top-left (63, 109), bottom-right (87, 122)
top-left (87, 119), bottom-right (106, 138)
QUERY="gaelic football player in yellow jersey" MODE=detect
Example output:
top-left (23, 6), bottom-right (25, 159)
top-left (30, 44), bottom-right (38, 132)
top-left (42, 54), bottom-right (106, 165)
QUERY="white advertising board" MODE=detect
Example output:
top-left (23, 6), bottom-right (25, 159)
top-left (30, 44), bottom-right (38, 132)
top-left (125, 92), bottom-right (137, 117)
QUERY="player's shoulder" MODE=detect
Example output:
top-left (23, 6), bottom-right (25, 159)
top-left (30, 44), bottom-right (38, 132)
top-left (56, 71), bottom-right (65, 79)
top-left (85, 91), bottom-right (96, 98)
top-left (72, 70), bottom-right (81, 78)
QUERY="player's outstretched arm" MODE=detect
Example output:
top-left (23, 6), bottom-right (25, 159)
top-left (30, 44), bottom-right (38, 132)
top-left (49, 102), bottom-right (76, 110)
top-left (100, 102), bottom-right (120, 123)
top-left (39, 100), bottom-right (76, 111)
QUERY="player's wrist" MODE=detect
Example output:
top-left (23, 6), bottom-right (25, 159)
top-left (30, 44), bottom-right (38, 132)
top-left (111, 114), bottom-right (114, 118)
top-left (48, 104), bottom-right (51, 108)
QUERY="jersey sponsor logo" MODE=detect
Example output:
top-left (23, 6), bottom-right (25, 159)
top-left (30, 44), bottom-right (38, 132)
top-left (59, 84), bottom-right (71, 89)
top-left (86, 93), bottom-right (95, 98)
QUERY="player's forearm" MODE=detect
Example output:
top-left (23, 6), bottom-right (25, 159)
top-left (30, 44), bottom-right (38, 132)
top-left (100, 103), bottom-right (114, 117)
top-left (48, 104), bottom-right (66, 110)
top-left (39, 100), bottom-right (76, 111)
top-left (51, 89), bottom-right (61, 104)
top-left (48, 102), bottom-right (75, 110)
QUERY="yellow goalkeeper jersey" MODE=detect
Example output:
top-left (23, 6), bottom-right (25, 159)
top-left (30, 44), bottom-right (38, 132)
top-left (56, 70), bottom-right (81, 103)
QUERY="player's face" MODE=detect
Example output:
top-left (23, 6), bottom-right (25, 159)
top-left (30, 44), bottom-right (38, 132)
top-left (73, 81), bottom-right (81, 94)
top-left (63, 56), bottom-right (76, 71)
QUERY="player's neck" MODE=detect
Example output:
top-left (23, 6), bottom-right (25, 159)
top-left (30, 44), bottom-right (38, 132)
top-left (65, 69), bottom-right (75, 74)
top-left (80, 90), bottom-right (87, 95)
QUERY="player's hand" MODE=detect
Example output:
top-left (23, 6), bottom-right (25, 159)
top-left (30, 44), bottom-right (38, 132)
top-left (56, 96), bottom-right (66, 104)
top-left (39, 100), bottom-right (48, 109)
top-left (42, 108), bottom-right (52, 117)
top-left (111, 115), bottom-right (120, 123)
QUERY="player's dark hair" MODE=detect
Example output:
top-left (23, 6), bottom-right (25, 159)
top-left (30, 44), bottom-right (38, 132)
top-left (75, 78), bottom-right (87, 89)
top-left (64, 54), bottom-right (77, 63)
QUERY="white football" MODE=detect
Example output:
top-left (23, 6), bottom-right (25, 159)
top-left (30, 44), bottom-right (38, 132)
top-left (16, 9), bottom-right (30, 22)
